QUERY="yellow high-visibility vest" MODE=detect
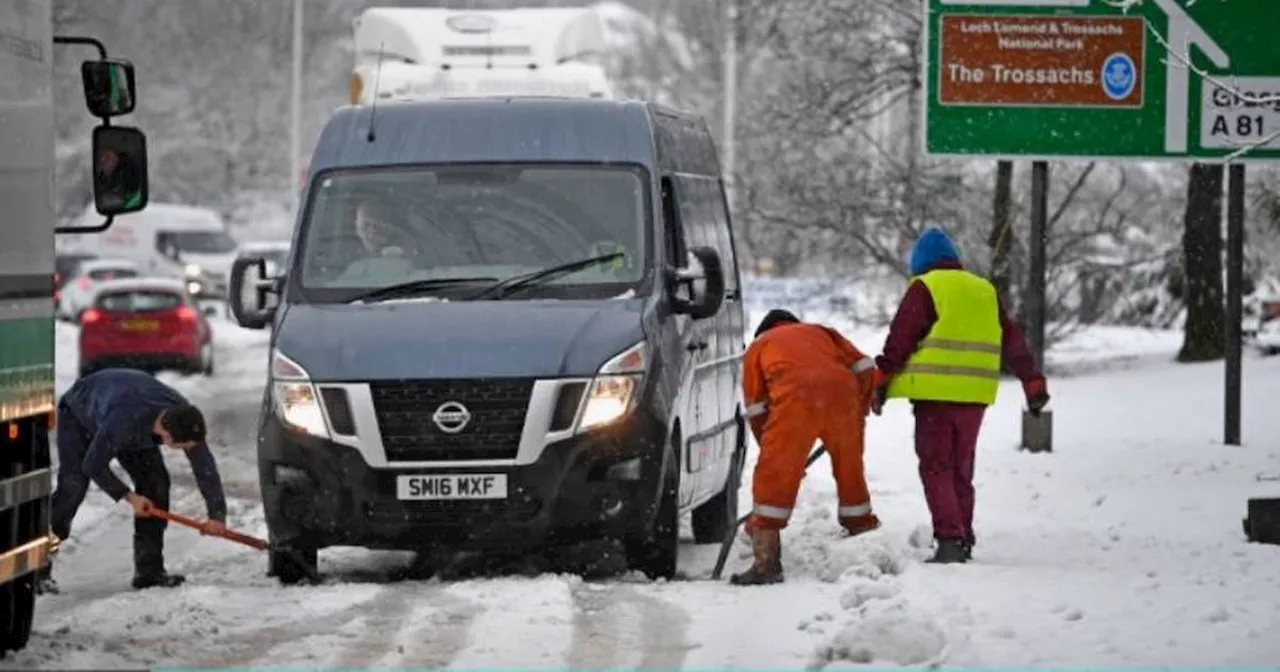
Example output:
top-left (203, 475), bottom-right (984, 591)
top-left (885, 269), bottom-right (1003, 405)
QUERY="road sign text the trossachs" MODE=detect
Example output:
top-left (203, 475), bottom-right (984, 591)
top-left (938, 15), bottom-right (1145, 107)
top-left (923, 0), bottom-right (1280, 161)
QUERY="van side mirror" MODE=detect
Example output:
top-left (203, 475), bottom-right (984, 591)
top-left (669, 246), bottom-right (725, 320)
top-left (228, 257), bottom-right (279, 330)
top-left (81, 59), bottom-right (137, 118)
top-left (91, 125), bottom-right (148, 216)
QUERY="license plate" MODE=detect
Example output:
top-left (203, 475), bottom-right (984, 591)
top-left (121, 319), bottom-right (159, 331)
top-left (396, 474), bottom-right (507, 500)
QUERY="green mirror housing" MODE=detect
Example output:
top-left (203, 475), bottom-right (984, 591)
top-left (81, 59), bottom-right (137, 118)
top-left (92, 125), bottom-right (149, 216)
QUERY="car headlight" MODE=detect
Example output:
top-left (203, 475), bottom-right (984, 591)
top-left (186, 280), bottom-right (203, 295)
top-left (578, 342), bottom-right (647, 432)
top-left (184, 263), bottom-right (202, 277)
top-left (270, 350), bottom-right (330, 439)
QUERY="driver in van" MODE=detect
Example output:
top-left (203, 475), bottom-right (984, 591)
top-left (336, 199), bottom-right (423, 283)
top-left (354, 199), bottom-right (417, 257)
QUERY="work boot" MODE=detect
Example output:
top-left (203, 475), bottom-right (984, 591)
top-left (925, 537), bottom-right (968, 564)
top-left (131, 572), bottom-right (186, 590)
top-left (729, 529), bottom-right (783, 585)
top-left (840, 514), bottom-right (882, 538)
top-left (36, 566), bottom-right (59, 595)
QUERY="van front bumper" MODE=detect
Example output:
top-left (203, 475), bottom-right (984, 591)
top-left (257, 412), bottom-right (667, 552)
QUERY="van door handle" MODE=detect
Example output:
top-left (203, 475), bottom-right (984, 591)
top-left (686, 341), bottom-right (708, 352)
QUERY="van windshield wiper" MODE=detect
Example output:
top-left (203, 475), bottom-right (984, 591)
top-left (466, 253), bottom-right (624, 301)
top-left (349, 277), bottom-right (498, 304)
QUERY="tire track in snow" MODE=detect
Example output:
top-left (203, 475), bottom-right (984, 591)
top-left (568, 582), bottom-right (622, 668)
top-left (568, 581), bottom-right (693, 669)
top-left (332, 582), bottom-right (480, 669)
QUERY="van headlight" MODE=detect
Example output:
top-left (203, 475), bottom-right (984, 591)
top-left (578, 342), bottom-right (647, 432)
top-left (270, 350), bottom-right (330, 439)
top-left (184, 263), bottom-right (202, 277)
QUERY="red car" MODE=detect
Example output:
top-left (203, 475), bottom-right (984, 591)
top-left (78, 277), bottom-right (216, 378)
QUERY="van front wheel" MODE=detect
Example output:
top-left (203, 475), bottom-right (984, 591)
top-left (626, 431), bottom-right (680, 580)
top-left (268, 546), bottom-right (317, 586)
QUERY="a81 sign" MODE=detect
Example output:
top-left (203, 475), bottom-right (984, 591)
top-left (922, 0), bottom-right (1280, 162)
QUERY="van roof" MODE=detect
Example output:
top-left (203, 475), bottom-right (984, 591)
top-left (309, 97), bottom-right (696, 174)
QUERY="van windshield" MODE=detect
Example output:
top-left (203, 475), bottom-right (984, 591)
top-left (294, 164), bottom-right (650, 303)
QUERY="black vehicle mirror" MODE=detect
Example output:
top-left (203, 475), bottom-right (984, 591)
top-left (669, 246), bottom-right (725, 320)
top-left (228, 256), bottom-right (278, 330)
top-left (91, 125), bottom-right (148, 216)
top-left (81, 59), bottom-right (137, 118)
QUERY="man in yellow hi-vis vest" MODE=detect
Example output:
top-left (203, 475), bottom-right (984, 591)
top-left (871, 226), bottom-right (1049, 564)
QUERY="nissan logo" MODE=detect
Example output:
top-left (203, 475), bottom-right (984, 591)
top-left (432, 401), bottom-right (472, 434)
top-left (446, 14), bottom-right (497, 34)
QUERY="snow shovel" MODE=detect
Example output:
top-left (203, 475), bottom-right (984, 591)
top-left (710, 444), bottom-right (827, 581)
top-left (148, 507), bottom-right (323, 583)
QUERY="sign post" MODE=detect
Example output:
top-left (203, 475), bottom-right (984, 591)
top-left (923, 0), bottom-right (1280, 449)
top-left (1225, 163), bottom-right (1245, 446)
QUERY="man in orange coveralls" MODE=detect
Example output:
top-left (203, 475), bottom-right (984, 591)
top-left (732, 309), bottom-right (880, 585)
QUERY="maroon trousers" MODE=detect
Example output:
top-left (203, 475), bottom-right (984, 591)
top-left (913, 401), bottom-right (986, 546)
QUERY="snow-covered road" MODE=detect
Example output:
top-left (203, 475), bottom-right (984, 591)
top-left (5, 314), bottom-right (1279, 668)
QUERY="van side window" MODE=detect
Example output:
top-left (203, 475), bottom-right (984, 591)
top-left (661, 176), bottom-right (688, 266)
top-left (708, 181), bottom-right (739, 295)
top-left (675, 175), bottom-right (709, 252)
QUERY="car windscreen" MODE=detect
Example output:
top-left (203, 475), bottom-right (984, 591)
top-left (162, 230), bottom-right (239, 254)
top-left (294, 164), bottom-right (651, 303)
top-left (97, 290), bottom-right (182, 312)
top-left (56, 255), bottom-right (96, 279)
top-left (88, 268), bottom-right (139, 281)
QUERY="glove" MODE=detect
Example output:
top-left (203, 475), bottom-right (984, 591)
top-left (1023, 375), bottom-right (1050, 416)
top-left (870, 368), bottom-right (890, 416)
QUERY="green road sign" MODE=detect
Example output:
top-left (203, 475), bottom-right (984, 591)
top-left (923, 0), bottom-right (1280, 162)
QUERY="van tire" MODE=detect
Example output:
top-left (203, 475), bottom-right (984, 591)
top-left (626, 429), bottom-right (680, 580)
top-left (268, 546), bottom-right (317, 586)
top-left (691, 419), bottom-right (746, 544)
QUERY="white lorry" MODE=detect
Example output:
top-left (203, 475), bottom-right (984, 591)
top-left (349, 5), bottom-right (616, 104)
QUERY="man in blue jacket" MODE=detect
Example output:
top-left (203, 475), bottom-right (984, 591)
top-left (39, 368), bottom-right (228, 592)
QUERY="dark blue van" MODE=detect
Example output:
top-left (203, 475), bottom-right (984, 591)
top-left (230, 97), bottom-right (747, 583)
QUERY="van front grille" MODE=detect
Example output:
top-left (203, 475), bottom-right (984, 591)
top-left (369, 378), bottom-right (534, 462)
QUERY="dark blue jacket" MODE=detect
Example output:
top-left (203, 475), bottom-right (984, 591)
top-left (60, 368), bottom-right (227, 521)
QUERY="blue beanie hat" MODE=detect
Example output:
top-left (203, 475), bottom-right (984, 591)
top-left (908, 226), bottom-right (961, 276)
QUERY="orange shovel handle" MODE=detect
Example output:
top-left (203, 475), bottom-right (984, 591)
top-left (149, 507), bottom-right (269, 551)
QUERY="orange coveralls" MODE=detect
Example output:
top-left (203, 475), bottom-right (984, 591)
top-left (742, 322), bottom-right (879, 534)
